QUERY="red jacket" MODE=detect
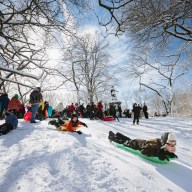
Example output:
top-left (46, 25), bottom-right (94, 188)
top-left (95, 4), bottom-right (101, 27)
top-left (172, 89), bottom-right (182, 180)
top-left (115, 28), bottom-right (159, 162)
top-left (69, 104), bottom-right (75, 112)
top-left (97, 102), bottom-right (103, 111)
top-left (62, 120), bottom-right (83, 132)
top-left (8, 98), bottom-right (21, 110)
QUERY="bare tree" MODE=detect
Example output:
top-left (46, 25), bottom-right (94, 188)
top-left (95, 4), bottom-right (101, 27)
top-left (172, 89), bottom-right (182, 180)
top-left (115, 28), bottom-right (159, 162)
top-left (59, 32), bottom-right (116, 103)
top-left (125, 52), bottom-right (191, 114)
top-left (98, 0), bottom-right (192, 40)
top-left (0, 0), bottom-right (90, 93)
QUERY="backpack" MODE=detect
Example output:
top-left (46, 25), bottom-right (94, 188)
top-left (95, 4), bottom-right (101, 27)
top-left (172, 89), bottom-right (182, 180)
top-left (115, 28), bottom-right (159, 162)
top-left (30, 90), bottom-right (40, 104)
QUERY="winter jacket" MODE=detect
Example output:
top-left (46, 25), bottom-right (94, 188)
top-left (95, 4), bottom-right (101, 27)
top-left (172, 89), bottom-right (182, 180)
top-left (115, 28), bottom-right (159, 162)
top-left (30, 89), bottom-right (43, 105)
top-left (143, 105), bottom-right (148, 112)
top-left (124, 138), bottom-right (177, 160)
top-left (0, 94), bottom-right (10, 111)
top-left (60, 120), bottom-right (85, 132)
top-left (69, 104), bottom-right (75, 112)
top-left (97, 102), bottom-right (103, 111)
top-left (8, 98), bottom-right (21, 110)
top-left (5, 112), bottom-right (18, 129)
top-left (132, 106), bottom-right (141, 116)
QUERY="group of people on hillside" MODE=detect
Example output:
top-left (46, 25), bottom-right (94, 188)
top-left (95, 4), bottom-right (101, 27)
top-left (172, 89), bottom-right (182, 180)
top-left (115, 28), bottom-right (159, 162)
top-left (0, 87), bottom-right (151, 134)
top-left (0, 88), bottom-right (179, 162)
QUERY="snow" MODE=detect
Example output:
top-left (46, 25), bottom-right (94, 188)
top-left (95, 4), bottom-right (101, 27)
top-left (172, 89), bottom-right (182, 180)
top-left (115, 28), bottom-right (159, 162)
top-left (0, 117), bottom-right (192, 192)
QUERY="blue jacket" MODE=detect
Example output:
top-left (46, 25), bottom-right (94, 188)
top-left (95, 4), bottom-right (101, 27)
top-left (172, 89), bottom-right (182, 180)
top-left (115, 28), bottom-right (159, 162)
top-left (0, 94), bottom-right (10, 111)
top-left (5, 112), bottom-right (18, 129)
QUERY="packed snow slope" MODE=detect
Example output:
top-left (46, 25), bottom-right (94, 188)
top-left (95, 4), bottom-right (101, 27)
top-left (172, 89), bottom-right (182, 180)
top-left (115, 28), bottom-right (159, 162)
top-left (0, 117), bottom-right (192, 192)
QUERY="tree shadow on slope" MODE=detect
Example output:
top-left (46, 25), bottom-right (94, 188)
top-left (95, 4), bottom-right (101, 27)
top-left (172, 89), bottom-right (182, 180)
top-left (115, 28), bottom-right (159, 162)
top-left (0, 121), bottom-right (35, 148)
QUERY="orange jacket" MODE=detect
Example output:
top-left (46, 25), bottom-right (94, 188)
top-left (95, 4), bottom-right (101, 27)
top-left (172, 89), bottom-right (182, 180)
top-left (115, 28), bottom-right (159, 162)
top-left (8, 98), bottom-right (21, 110)
top-left (62, 120), bottom-right (83, 132)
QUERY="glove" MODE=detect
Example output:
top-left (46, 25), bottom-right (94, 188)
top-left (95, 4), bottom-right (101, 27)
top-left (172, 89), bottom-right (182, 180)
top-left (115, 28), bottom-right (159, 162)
top-left (158, 150), bottom-right (169, 161)
top-left (82, 123), bottom-right (88, 128)
top-left (76, 130), bottom-right (82, 135)
top-left (168, 153), bottom-right (178, 159)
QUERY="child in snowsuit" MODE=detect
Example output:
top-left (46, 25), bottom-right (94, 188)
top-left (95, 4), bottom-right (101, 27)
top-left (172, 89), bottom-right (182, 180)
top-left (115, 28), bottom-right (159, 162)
top-left (0, 111), bottom-right (18, 136)
top-left (49, 114), bottom-right (88, 134)
top-left (108, 131), bottom-right (177, 161)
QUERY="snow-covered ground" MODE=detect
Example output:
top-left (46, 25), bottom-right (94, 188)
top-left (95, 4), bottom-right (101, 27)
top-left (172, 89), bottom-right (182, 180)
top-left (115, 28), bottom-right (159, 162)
top-left (0, 117), bottom-right (192, 192)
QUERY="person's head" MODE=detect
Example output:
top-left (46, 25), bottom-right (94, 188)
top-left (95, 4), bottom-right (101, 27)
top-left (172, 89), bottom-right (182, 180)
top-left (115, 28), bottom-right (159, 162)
top-left (37, 87), bottom-right (41, 92)
top-left (71, 114), bottom-right (78, 122)
top-left (161, 132), bottom-right (176, 153)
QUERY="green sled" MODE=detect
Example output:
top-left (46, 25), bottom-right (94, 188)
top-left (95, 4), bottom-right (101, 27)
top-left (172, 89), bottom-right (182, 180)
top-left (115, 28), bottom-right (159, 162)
top-left (112, 142), bottom-right (176, 164)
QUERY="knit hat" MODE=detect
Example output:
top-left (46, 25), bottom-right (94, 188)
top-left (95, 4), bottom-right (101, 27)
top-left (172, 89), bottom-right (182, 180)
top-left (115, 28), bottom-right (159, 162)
top-left (14, 94), bottom-right (19, 99)
top-left (161, 132), bottom-right (176, 148)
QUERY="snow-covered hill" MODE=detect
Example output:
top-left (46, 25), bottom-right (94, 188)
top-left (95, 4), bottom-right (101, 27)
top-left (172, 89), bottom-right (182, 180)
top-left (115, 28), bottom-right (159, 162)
top-left (0, 117), bottom-right (192, 192)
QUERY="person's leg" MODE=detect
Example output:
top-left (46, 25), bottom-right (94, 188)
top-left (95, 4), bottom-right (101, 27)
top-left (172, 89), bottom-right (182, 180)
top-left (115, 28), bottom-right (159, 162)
top-left (137, 116), bottom-right (139, 124)
top-left (116, 132), bottom-right (131, 141)
top-left (133, 115), bottom-right (136, 124)
top-left (30, 104), bottom-right (39, 123)
top-left (0, 123), bottom-right (14, 135)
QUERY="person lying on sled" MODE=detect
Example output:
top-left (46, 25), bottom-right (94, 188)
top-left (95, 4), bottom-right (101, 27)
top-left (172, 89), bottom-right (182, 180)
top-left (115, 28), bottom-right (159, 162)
top-left (50, 114), bottom-right (88, 134)
top-left (108, 131), bottom-right (177, 161)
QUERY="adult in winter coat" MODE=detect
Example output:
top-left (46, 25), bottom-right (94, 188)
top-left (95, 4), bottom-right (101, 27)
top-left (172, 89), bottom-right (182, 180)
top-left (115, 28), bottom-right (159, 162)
top-left (143, 103), bottom-right (148, 119)
top-left (0, 111), bottom-right (18, 135)
top-left (97, 101), bottom-right (103, 119)
top-left (0, 93), bottom-right (10, 118)
top-left (29, 87), bottom-right (43, 123)
top-left (108, 131), bottom-right (177, 161)
top-left (109, 105), bottom-right (119, 122)
top-left (132, 103), bottom-right (141, 125)
top-left (8, 94), bottom-right (21, 116)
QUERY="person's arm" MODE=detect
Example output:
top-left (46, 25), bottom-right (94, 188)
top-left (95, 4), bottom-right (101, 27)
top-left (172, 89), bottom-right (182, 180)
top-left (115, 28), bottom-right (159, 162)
top-left (79, 121), bottom-right (88, 127)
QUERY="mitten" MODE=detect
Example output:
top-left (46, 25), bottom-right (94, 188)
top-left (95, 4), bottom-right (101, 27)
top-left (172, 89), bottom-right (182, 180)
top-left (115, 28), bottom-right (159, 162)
top-left (76, 130), bottom-right (82, 135)
top-left (158, 150), bottom-right (169, 161)
top-left (167, 153), bottom-right (178, 159)
top-left (82, 123), bottom-right (88, 127)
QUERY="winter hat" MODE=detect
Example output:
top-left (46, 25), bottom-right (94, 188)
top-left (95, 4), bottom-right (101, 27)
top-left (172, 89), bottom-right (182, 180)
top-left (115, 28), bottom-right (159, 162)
top-left (161, 132), bottom-right (176, 148)
top-left (14, 94), bottom-right (19, 99)
top-left (71, 114), bottom-right (78, 119)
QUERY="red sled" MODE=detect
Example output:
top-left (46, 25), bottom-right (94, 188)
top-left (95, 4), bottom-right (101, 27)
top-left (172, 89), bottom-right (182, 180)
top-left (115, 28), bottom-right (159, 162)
top-left (24, 111), bottom-right (32, 122)
top-left (102, 116), bottom-right (115, 121)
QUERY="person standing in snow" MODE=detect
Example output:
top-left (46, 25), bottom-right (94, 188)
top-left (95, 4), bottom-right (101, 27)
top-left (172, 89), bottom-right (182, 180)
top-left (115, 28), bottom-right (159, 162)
top-left (143, 103), bottom-right (148, 119)
top-left (108, 131), bottom-right (178, 161)
top-left (29, 87), bottom-right (43, 123)
top-left (97, 101), bottom-right (103, 119)
top-left (0, 111), bottom-right (18, 136)
top-left (132, 103), bottom-right (141, 125)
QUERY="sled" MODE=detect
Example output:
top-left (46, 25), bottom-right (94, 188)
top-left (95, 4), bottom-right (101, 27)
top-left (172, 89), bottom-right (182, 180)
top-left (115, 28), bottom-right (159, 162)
top-left (58, 125), bottom-right (82, 131)
top-left (24, 111), bottom-right (32, 122)
top-left (111, 142), bottom-right (176, 164)
top-left (102, 116), bottom-right (115, 121)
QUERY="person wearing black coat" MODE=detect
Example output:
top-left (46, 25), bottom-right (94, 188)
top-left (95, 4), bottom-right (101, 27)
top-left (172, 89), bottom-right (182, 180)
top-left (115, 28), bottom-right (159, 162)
top-left (132, 103), bottom-right (141, 125)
